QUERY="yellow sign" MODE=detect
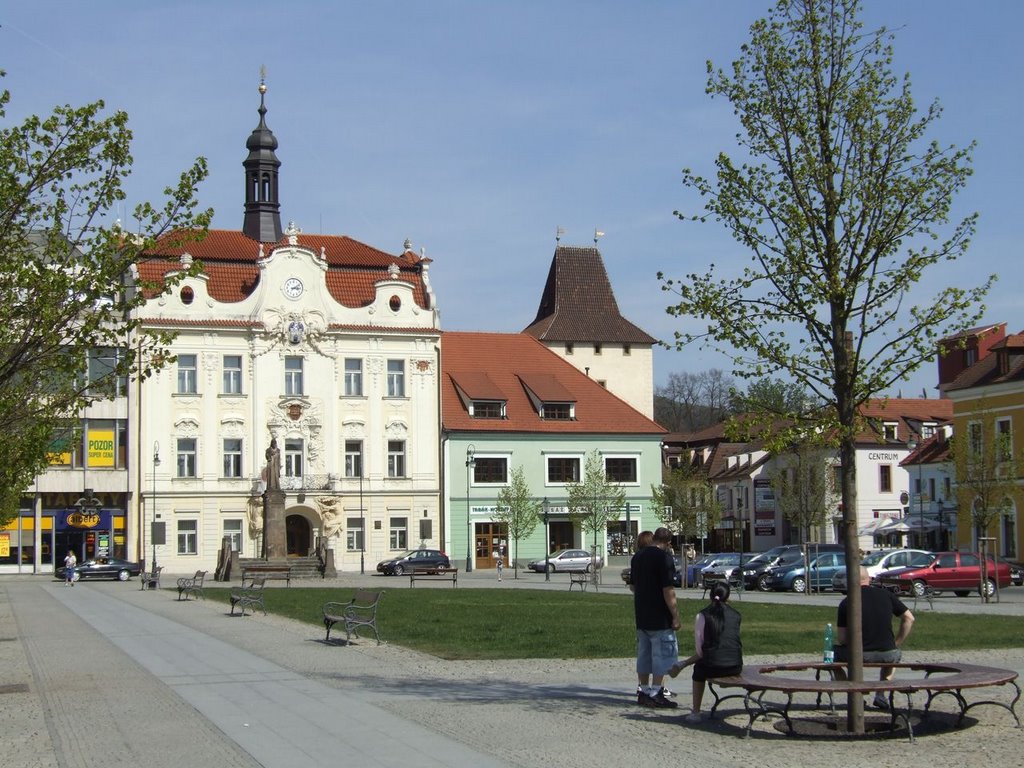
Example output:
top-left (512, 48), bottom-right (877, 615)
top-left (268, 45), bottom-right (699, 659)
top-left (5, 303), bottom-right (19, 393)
top-left (88, 430), bottom-right (115, 467)
top-left (0, 533), bottom-right (9, 557)
top-left (67, 512), bottom-right (101, 529)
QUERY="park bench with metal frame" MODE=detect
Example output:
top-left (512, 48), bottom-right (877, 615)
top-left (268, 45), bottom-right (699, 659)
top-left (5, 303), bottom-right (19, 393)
top-left (230, 575), bottom-right (267, 616)
top-left (176, 570), bottom-right (207, 601)
top-left (322, 589), bottom-right (383, 644)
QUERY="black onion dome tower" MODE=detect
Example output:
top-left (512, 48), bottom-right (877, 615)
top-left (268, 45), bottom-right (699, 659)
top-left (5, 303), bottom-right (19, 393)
top-left (242, 76), bottom-right (284, 242)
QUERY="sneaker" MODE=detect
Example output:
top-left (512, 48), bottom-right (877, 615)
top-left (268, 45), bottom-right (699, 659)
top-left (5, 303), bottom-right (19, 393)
top-left (872, 693), bottom-right (889, 710)
top-left (650, 688), bottom-right (679, 709)
top-left (661, 687), bottom-right (674, 698)
top-left (637, 689), bottom-right (656, 707)
top-left (684, 711), bottom-right (704, 724)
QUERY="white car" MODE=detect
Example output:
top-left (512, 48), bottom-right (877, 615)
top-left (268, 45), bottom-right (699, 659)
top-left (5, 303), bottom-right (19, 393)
top-left (832, 549), bottom-right (933, 592)
top-left (528, 549), bottom-right (603, 573)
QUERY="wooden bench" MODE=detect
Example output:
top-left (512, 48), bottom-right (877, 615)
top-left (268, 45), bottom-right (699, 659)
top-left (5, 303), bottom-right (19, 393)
top-left (176, 570), bottom-right (207, 601)
top-left (704, 661), bottom-right (1020, 741)
top-left (323, 590), bottom-right (383, 644)
top-left (569, 571), bottom-right (591, 591)
top-left (139, 566), bottom-right (162, 591)
top-left (408, 567), bottom-right (458, 587)
top-left (230, 576), bottom-right (267, 616)
top-left (240, 564), bottom-right (292, 586)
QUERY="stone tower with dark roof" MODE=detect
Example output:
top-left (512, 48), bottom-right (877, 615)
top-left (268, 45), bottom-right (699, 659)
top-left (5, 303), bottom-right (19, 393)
top-left (242, 79), bottom-right (284, 243)
top-left (523, 245), bottom-right (656, 418)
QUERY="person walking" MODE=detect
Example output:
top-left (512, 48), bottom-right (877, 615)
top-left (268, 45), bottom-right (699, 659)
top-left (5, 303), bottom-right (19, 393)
top-left (64, 550), bottom-right (77, 586)
top-left (629, 527), bottom-right (680, 709)
top-left (496, 545), bottom-right (504, 581)
top-left (833, 566), bottom-right (915, 709)
top-left (670, 580), bottom-right (744, 723)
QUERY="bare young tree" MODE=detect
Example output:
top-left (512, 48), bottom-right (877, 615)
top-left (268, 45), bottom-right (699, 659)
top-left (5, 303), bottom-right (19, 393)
top-left (494, 465), bottom-right (542, 579)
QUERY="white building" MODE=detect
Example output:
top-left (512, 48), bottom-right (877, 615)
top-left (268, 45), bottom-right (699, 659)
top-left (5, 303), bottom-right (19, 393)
top-left (131, 83), bottom-right (441, 575)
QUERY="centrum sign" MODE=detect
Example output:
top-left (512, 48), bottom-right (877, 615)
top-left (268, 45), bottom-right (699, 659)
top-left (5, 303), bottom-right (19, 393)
top-left (66, 511), bottom-right (101, 528)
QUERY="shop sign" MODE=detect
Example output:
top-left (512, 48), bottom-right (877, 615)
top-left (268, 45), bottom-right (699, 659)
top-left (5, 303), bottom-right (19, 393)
top-left (88, 430), bottom-right (115, 467)
top-left (67, 512), bottom-right (101, 529)
top-left (0, 533), bottom-right (9, 557)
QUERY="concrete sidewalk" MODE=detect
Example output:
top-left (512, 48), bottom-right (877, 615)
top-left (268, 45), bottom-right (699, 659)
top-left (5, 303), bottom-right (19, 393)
top-left (3, 574), bottom-right (1023, 768)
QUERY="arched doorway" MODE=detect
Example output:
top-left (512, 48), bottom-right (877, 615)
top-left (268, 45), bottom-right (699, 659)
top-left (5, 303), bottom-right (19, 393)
top-left (286, 514), bottom-right (311, 557)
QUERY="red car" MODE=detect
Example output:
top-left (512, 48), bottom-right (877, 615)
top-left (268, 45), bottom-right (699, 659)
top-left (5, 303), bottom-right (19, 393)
top-left (874, 551), bottom-right (1013, 598)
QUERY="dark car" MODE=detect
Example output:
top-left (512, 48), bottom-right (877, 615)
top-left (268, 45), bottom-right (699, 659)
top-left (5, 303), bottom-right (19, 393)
top-left (376, 548), bottom-right (450, 576)
top-left (1007, 560), bottom-right (1024, 587)
top-left (739, 543), bottom-right (845, 591)
top-left (874, 551), bottom-right (1014, 598)
top-left (56, 556), bottom-right (141, 582)
top-left (621, 554), bottom-right (684, 587)
top-left (763, 551), bottom-right (847, 592)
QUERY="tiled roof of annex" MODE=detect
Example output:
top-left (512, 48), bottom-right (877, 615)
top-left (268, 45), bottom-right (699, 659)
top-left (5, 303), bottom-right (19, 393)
top-left (136, 229), bottom-right (431, 308)
top-left (945, 331), bottom-right (1024, 390)
top-left (441, 331), bottom-right (666, 435)
top-left (522, 246), bottom-right (657, 344)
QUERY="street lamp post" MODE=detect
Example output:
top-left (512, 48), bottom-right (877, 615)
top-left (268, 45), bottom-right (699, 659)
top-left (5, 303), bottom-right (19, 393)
top-left (735, 481), bottom-right (745, 593)
top-left (359, 469), bottom-right (365, 575)
top-left (908, 438), bottom-right (924, 548)
top-left (543, 497), bottom-right (550, 582)
top-left (465, 444), bottom-right (475, 573)
top-left (151, 442), bottom-right (160, 571)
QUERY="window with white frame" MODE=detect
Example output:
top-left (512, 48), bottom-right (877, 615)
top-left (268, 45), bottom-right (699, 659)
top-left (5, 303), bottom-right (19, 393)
top-left (541, 403), bottom-right (573, 420)
top-left (920, 422), bottom-right (936, 439)
top-left (472, 456), bottom-right (507, 484)
top-left (604, 456), bottom-right (638, 483)
top-left (470, 400), bottom-right (505, 419)
top-left (177, 438), bottom-right (197, 478)
top-left (389, 516), bottom-right (408, 550)
top-left (223, 519), bottom-right (243, 553)
top-left (387, 440), bottom-right (406, 478)
top-left (87, 346), bottom-right (127, 397)
top-left (346, 517), bottom-right (364, 551)
top-left (996, 418), bottom-right (1013, 461)
top-left (284, 438), bottom-right (303, 478)
top-left (387, 359), bottom-right (405, 397)
top-left (345, 440), bottom-right (363, 478)
top-left (222, 355), bottom-right (243, 394)
top-left (882, 422), bottom-right (898, 441)
top-left (344, 358), bottom-right (363, 396)
top-left (223, 438), bottom-right (242, 478)
top-left (177, 354), bottom-right (198, 394)
top-left (177, 519), bottom-right (198, 554)
top-left (285, 356), bottom-right (304, 396)
top-left (547, 456), bottom-right (581, 483)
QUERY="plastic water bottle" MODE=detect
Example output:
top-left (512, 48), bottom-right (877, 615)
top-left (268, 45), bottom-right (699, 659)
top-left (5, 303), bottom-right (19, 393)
top-left (823, 622), bottom-right (834, 663)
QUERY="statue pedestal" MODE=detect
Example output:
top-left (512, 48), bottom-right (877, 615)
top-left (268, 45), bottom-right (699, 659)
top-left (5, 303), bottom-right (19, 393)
top-left (263, 489), bottom-right (287, 560)
top-left (323, 546), bottom-right (337, 578)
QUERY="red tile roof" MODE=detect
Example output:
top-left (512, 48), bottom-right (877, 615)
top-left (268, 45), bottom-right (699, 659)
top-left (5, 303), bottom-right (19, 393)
top-left (441, 332), bottom-right (665, 435)
top-left (137, 229), bottom-right (431, 307)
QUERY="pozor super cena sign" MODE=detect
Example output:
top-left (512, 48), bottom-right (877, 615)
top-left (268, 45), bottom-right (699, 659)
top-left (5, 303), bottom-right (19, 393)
top-left (87, 431), bottom-right (115, 467)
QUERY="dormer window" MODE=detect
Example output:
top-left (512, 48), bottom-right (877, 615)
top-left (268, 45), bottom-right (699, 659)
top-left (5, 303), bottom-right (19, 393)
top-left (594, 342), bottom-right (602, 355)
top-left (883, 422), bottom-right (898, 441)
top-left (542, 403), bottom-right (573, 420)
top-left (470, 400), bottom-right (505, 419)
top-left (565, 342), bottom-right (574, 355)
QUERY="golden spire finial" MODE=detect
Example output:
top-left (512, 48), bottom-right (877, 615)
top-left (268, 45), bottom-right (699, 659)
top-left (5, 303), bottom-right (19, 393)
top-left (259, 64), bottom-right (267, 94)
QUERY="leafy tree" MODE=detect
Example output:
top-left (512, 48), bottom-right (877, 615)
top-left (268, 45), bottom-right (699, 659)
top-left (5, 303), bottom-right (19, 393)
top-left (658, 0), bottom-right (990, 730)
top-left (652, 461), bottom-right (722, 549)
top-left (0, 75), bottom-right (211, 523)
top-left (950, 413), bottom-right (1024, 601)
top-left (566, 450), bottom-right (626, 580)
top-left (768, 444), bottom-right (837, 554)
top-left (494, 465), bottom-right (542, 579)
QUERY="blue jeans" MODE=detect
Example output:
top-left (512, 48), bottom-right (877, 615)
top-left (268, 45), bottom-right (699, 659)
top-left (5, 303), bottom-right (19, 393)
top-left (636, 628), bottom-right (678, 677)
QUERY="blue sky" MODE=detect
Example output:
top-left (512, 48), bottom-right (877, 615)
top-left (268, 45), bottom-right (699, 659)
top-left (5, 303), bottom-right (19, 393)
top-left (4, 1), bottom-right (1021, 401)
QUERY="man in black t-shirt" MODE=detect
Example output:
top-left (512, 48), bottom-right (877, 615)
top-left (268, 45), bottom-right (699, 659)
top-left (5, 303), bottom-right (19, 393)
top-left (629, 527), bottom-right (680, 708)
top-left (835, 566), bottom-right (915, 709)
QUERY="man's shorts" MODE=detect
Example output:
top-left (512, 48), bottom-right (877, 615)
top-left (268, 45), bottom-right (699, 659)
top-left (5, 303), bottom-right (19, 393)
top-left (636, 628), bottom-right (678, 676)
top-left (834, 646), bottom-right (901, 664)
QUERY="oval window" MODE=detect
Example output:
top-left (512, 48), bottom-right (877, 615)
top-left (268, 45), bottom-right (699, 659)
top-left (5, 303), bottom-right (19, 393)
top-left (180, 286), bottom-right (194, 305)
top-left (389, 295), bottom-right (401, 312)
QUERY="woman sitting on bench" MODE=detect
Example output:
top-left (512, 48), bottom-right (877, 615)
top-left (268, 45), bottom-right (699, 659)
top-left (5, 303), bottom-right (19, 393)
top-left (669, 581), bottom-right (744, 723)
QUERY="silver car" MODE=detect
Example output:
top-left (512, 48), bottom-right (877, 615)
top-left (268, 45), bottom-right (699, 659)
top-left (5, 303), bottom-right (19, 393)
top-left (528, 548), bottom-right (603, 573)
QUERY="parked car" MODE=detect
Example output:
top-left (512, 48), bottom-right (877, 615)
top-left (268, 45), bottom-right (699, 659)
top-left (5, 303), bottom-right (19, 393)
top-left (376, 549), bottom-right (450, 576)
top-left (681, 553), bottom-right (730, 588)
top-left (1007, 560), bottom-right (1024, 587)
top-left (700, 553), bottom-right (756, 588)
top-left (529, 548), bottom-right (603, 573)
top-left (832, 549), bottom-right (934, 593)
top-left (874, 551), bottom-right (1014, 598)
top-left (621, 554), bottom-right (682, 586)
top-left (764, 551), bottom-right (847, 593)
top-left (55, 556), bottom-right (141, 582)
top-left (739, 543), bottom-right (845, 591)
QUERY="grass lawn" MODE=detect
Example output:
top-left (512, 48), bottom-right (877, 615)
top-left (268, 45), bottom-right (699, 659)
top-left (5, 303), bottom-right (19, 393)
top-left (203, 587), bottom-right (1024, 661)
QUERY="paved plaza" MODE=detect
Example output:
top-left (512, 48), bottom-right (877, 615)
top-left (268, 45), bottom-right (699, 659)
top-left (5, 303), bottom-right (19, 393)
top-left (2, 570), bottom-right (1023, 768)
